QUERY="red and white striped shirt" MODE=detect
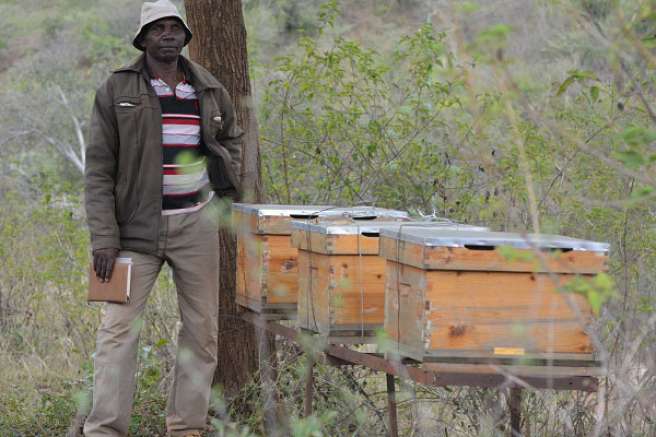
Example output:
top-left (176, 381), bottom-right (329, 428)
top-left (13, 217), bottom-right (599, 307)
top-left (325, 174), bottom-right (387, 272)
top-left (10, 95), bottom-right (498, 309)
top-left (151, 77), bottom-right (213, 215)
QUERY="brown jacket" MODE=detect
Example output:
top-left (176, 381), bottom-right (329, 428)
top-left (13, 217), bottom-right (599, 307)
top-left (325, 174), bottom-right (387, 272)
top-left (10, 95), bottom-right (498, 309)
top-left (85, 54), bottom-right (243, 254)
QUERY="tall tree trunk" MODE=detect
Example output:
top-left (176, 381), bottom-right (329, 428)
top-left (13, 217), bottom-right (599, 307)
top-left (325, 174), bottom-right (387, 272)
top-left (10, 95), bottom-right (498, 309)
top-left (184, 0), bottom-right (263, 398)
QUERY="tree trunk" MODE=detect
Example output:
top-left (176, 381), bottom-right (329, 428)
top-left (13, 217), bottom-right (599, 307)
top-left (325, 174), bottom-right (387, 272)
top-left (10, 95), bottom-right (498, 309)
top-left (184, 0), bottom-right (263, 398)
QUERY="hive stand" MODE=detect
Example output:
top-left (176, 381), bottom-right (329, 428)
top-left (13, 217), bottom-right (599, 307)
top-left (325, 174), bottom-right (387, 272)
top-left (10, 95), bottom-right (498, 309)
top-left (242, 310), bottom-right (599, 437)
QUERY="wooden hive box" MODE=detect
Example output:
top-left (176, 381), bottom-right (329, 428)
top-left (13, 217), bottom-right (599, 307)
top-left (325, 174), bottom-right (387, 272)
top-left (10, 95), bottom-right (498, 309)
top-left (234, 204), bottom-right (331, 318)
top-left (293, 222), bottom-right (488, 343)
top-left (379, 228), bottom-right (610, 365)
top-left (234, 205), bottom-right (409, 319)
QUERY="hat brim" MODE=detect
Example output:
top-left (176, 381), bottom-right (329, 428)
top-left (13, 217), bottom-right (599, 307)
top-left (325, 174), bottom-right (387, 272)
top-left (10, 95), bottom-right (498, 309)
top-left (133, 16), bottom-right (192, 51)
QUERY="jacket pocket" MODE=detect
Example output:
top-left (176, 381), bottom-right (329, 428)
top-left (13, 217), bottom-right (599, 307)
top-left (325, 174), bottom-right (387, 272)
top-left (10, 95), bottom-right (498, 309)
top-left (114, 96), bottom-right (142, 110)
top-left (113, 95), bottom-right (145, 224)
top-left (115, 178), bottom-right (139, 225)
top-left (114, 96), bottom-right (143, 151)
top-left (210, 112), bottom-right (224, 134)
top-left (207, 153), bottom-right (233, 191)
top-left (206, 151), bottom-right (240, 200)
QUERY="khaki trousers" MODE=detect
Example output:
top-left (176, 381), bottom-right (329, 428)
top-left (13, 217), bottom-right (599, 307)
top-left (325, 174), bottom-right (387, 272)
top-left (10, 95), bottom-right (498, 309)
top-left (84, 207), bottom-right (220, 437)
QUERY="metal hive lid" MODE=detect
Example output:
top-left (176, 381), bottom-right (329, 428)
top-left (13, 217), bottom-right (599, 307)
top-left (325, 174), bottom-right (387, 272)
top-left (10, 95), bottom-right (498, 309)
top-left (232, 203), bottom-right (334, 217)
top-left (292, 221), bottom-right (489, 236)
top-left (378, 228), bottom-right (610, 252)
top-left (315, 206), bottom-right (410, 220)
top-left (232, 204), bottom-right (409, 220)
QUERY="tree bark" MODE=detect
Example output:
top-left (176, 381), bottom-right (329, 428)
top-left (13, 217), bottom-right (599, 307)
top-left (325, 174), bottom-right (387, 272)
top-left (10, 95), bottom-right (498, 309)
top-left (184, 0), bottom-right (263, 398)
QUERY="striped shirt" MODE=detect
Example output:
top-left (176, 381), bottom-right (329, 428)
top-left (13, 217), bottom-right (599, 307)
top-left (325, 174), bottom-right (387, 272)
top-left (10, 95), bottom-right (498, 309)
top-left (151, 77), bottom-right (213, 215)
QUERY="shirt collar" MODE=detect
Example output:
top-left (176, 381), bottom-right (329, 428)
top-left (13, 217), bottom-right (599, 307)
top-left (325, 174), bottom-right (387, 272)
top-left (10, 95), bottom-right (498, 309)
top-left (114, 53), bottom-right (218, 92)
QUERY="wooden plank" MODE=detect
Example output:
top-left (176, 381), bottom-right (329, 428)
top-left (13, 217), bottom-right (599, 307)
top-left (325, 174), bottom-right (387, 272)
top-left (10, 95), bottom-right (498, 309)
top-left (421, 362), bottom-right (604, 378)
top-left (326, 255), bottom-right (386, 326)
top-left (236, 294), bottom-right (261, 312)
top-left (236, 232), bottom-right (302, 312)
top-left (257, 214), bottom-right (312, 235)
top-left (298, 250), bottom-right (388, 338)
top-left (262, 235), bottom-right (299, 305)
top-left (425, 246), bottom-right (607, 274)
top-left (427, 320), bottom-right (592, 354)
top-left (385, 262), bottom-right (596, 361)
top-left (297, 250), bottom-right (331, 333)
top-left (384, 261), bottom-right (426, 361)
top-left (232, 207), bottom-right (261, 235)
top-left (235, 233), bottom-right (265, 311)
top-left (236, 296), bottom-right (296, 320)
top-left (423, 271), bottom-right (594, 322)
top-left (265, 271), bottom-right (298, 304)
top-left (296, 250), bottom-right (309, 329)
top-left (379, 237), bottom-right (424, 265)
top-left (291, 230), bottom-right (380, 255)
top-left (423, 350), bottom-right (595, 362)
top-left (421, 270), bottom-right (593, 354)
top-left (422, 352), bottom-right (597, 367)
top-left (379, 236), bottom-right (608, 274)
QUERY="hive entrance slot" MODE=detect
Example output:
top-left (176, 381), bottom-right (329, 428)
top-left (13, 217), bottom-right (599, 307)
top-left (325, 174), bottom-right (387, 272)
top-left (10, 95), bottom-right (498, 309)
top-left (360, 232), bottom-right (380, 237)
top-left (290, 214), bottom-right (319, 219)
top-left (352, 215), bottom-right (377, 221)
top-left (464, 245), bottom-right (495, 251)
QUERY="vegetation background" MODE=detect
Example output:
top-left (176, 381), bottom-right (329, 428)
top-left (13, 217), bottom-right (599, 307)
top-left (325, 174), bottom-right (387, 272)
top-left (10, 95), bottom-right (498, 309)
top-left (1, 0), bottom-right (655, 435)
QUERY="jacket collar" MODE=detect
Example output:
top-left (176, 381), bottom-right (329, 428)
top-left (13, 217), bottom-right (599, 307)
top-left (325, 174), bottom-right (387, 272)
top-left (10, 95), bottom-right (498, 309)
top-left (114, 53), bottom-right (221, 92)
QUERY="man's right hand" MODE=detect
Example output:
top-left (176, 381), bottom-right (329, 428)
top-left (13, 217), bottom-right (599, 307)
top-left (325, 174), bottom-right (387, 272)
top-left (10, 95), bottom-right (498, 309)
top-left (93, 248), bottom-right (120, 283)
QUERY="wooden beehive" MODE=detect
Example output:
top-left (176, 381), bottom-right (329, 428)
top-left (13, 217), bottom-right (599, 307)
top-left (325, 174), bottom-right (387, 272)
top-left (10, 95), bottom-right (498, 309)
top-left (293, 222), bottom-right (488, 342)
top-left (380, 228), bottom-right (609, 365)
top-left (234, 204), bottom-right (331, 318)
top-left (234, 204), bottom-right (410, 318)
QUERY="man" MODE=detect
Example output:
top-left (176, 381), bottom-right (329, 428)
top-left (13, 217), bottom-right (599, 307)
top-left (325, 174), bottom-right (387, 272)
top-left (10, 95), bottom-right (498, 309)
top-left (83, 0), bottom-right (242, 435)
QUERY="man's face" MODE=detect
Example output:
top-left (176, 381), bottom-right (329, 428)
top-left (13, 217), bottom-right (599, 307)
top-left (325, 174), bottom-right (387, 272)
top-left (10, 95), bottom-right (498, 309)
top-left (141, 17), bottom-right (186, 63)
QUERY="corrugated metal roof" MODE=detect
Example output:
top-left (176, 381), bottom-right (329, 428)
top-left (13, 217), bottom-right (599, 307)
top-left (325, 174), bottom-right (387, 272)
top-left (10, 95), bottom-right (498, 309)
top-left (292, 221), bottom-right (488, 235)
top-left (379, 228), bottom-right (609, 252)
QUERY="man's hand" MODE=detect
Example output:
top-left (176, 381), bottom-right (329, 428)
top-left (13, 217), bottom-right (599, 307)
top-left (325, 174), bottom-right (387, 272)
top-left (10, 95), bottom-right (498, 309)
top-left (93, 248), bottom-right (120, 283)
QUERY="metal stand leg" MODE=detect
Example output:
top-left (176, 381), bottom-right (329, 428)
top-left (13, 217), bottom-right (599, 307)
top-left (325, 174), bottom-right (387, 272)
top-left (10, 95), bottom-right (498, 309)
top-left (304, 354), bottom-right (315, 417)
top-left (509, 387), bottom-right (522, 437)
top-left (387, 374), bottom-right (399, 437)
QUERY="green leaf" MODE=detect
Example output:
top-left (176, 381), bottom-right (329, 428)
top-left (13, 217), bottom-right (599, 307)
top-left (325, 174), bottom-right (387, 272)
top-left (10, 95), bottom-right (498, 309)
top-left (590, 85), bottom-right (600, 101)
top-left (613, 149), bottom-right (646, 169)
top-left (588, 290), bottom-right (602, 315)
top-left (459, 1), bottom-right (480, 14)
top-left (477, 24), bottom-right (512, 45)
top-left (643, 36), bottom-right (656, 49)
top-left (557, 70), bottom-right (597, 96)
top-left (318, 0), bottom-right (339, 29)
top-left (621, 126), bottom-right (656, 146)
top-left (557, 76), bottom-right (576, 96)
top-left (638, 296), bottom-right (655, 314)
top-left (630, 186), bottom-right (654, 199)
top-left (560, 273), bottom-right (615, 316)
top-left (593, 273), bottom-right (613, 290)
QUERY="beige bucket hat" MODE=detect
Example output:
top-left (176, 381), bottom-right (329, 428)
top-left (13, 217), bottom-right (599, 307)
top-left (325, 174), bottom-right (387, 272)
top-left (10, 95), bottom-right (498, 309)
top-left (133, 0), bottom-right (192, 51)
